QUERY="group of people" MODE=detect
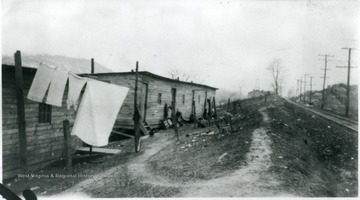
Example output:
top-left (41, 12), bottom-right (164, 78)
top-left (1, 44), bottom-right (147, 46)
top-left (162, 102), bottom-right (217, 129)
top-left (162, 104), bottom-right (185, 129)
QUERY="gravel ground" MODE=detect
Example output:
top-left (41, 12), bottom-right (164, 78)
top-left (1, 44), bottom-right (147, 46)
top-left (266, 102), bottom-right (358, 197)
top-left (3, 139), bottom-right (135, 196)
top-left (148, 111), bottom-right (261, 183)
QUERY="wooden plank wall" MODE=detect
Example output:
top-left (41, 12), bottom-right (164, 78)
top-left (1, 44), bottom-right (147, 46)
top-left (2, 67), bottom-right (82, 180)
top-left (2, 67), bottom-right (218, 179)
top-left (88, 73), bottom-right (137, 129)
top-left (95, 73), bottom-right (216, 129)
top-left (143, 76), bottom-right (216, 127)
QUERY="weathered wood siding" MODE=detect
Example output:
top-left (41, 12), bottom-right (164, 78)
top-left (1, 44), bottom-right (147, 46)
top-left (3, 67), bottom-right (217, 179)
top-left (83, 73), bottom-right (138, 129)
top-left (142, 75), bottom-right (216, 127)
top-left (93, 73), bottom-right (217, 128)
top-left (2, 66), bottom-right (82, 180)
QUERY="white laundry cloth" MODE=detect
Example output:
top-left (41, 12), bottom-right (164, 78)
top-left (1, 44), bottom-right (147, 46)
top-left (67, 73), bottom-right (87, 110)
top-left (45, 68), bottom-right (68, 107)
top-left (71, 79), bottom-right (129, 146)
top-left (27, 64), bottom-right (54, 102)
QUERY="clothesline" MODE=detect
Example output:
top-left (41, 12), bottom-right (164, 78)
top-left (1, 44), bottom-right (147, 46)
top-left (27, 63), bottom-right (129, 146)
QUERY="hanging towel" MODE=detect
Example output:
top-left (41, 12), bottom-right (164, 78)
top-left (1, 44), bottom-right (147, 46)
top-left (71, 79), bottom-right (129, 146)
top-left (67, 73), bottom-right (87, 110)
top-left (27, 64), bottom-right (54, 102)
top-left (45, 68), bottom-right (68, 107)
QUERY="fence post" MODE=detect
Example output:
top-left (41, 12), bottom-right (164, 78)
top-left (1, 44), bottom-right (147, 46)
top-left (264, 94), bottom-right (268, 106)
top-left (238, 101), bottom-right (244, 114)
top-left (232, 102), bottom-right (237, 113)
top-left (134, 62), bottom-right (140, 152)
top-left (63, 119), bottom-right (72, 172)
top-left (171, 89), bottom-right (179, 141)
top-left (212, 97), bottom-right (217, 118)
top-left (14, 50), bottom-right (28, 174)
top-left (193, 100), bottom-right (197, 128)
top-left (91, 58), bottom-right (94, 74)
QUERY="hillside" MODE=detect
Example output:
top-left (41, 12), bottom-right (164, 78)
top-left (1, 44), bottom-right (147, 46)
top-left (295, 83), bottom-right (358, 119)
top-left (2, 54), bottom-right (112, 74)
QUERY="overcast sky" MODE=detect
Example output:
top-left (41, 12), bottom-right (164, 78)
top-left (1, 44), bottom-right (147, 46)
top-left (2, 0), bottom-right (359, 95)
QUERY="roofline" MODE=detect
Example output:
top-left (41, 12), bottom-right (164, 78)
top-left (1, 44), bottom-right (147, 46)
top-left (80, 71), bottom-right (218, 90)
top-left (2, 64), bottom-right (218, 90)
top-left (2, 64), bottom-right (37, 74)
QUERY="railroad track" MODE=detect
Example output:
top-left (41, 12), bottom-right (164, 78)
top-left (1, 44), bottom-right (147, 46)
top-left (285, 99), bottom-right (358, 132)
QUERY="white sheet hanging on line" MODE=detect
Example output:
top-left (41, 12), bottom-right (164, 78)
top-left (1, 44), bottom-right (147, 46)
top-left (27, 63), bottom-right (54, 102)
top-left (45, 68), bottom-right (68, 107)
top-left (67, 73), bottom-right (87, 110)
top-left (71, 79), bottom-right (129, 146)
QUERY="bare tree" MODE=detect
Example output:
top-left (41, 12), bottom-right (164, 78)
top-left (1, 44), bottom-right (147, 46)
top-left (168, 68), bottom-right (181, 79)
top-left (167, 68), bottom-right (199, 82)
top-left (267, 59), bottom-right (286, 95)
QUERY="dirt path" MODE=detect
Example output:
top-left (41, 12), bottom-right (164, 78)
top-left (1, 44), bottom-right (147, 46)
top-left (126, 136), bottom-right (184, 187)
top-left (127, 107), bottom-right (296, 197)
top-left (57, 107), bottom-right (296, 197)
top-left (176, 107), bottom-right (295, 197)
top-left (54, 135), bottom-right (178, 198)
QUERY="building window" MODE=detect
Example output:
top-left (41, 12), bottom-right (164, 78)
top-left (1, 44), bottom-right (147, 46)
top-left (182, 95), bottom-right (185, 104)
top-left (198, 95), bottom-right (201, 104)
top-left (38, 103), bottom-right (52, 123)
top-left (157, 93), bottom-right (162, 104)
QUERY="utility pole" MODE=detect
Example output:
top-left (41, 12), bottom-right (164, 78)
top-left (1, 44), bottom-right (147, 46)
top-left (303, 74), bottom-right (309, 104)
top-left (299, 76), bottom-right (303, 103)
top-left (296, 79), bottom-right (300, 102)
top-left (336, 48), bottom-right (357, 117)
top-left (91, 58), bottom-right (94, 74)
top-left (309, 76), bottom-right (313, 104)
top-left (318, 54), bottom-right (334, 109)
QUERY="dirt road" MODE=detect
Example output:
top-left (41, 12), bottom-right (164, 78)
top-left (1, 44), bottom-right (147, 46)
top-left (127, 136), bottom-right (182, 187)
top-left (56, 107), bottom-right (295, 198)
top-left (175, 107), bottom-right (294, 197)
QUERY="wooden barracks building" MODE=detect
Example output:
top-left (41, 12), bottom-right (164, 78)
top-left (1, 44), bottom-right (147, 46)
top-left (83, 71), bottom-right (218, 129)
top-left (2, 63), bottom-right (217, 179)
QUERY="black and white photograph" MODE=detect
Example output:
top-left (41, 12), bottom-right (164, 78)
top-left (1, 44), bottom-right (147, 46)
top-left (1, 0), bottom-right (359, 199)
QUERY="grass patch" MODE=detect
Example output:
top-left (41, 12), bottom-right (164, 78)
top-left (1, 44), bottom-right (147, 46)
top-left (266, 102), bottom-right (357, 197)
top-left (148, 110), bottom-right (263, 183)
top-left (3, 150), bottom-right (135, 196)
top-left (82, 165), bottom-right (180, 197)
top-left (2, 134), bottom-right (174, 197)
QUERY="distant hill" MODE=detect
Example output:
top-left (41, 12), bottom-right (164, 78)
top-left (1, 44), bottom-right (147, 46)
top-left (2, 54), bottom-right (112, 74)
top-left (295, 83), bottom-right (358, 119)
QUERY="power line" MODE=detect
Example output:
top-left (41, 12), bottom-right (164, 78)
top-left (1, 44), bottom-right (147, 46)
top-left (302, 73), bottom-right (318, 104)
top-left (299, 76), bottom-right (303, 102)
top-left (296, 79), bottom-right (300, 102)
top-left (309, 76), bottom-right (314, 104)
top-left (336, 48), bottom-right (358, 117)
top-left (318, 54), bottom-right (334, 109)
top-left (303, 74), bottom-right (310, 104)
